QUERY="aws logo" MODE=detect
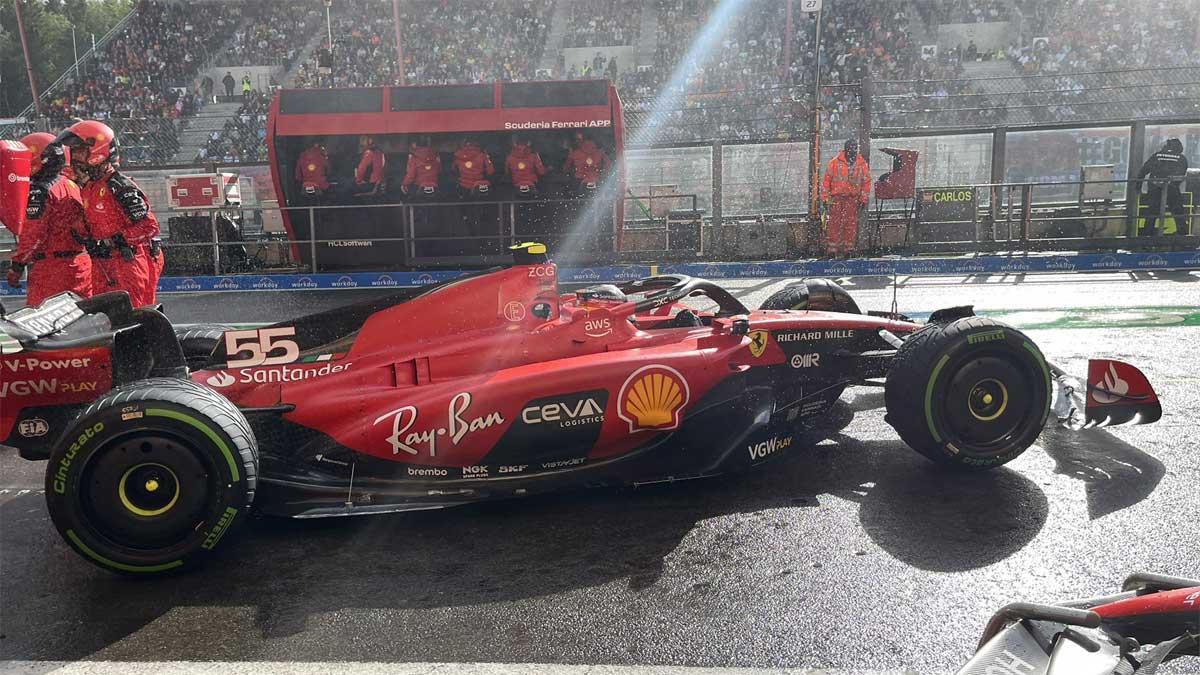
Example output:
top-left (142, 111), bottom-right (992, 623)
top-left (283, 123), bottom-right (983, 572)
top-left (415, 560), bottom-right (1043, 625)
top-left (617, 365), bottom-right (690, 433)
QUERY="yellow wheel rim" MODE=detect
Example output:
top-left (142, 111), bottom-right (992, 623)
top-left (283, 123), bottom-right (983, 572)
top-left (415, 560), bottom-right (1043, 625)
top-left (968, 378), bottom-right (1009, 422)
top-left (118, 463), bottom-right (180, 517)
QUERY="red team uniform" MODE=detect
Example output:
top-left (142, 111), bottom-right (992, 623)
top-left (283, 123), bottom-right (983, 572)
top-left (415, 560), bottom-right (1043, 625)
top-left (453, 141), bottom-right (495, 192)
top-left (56, 120), bottom-right (163, 307)
top-left (9, 132), bottom-right (92, 306)
top-left (402, 143), bottom-right (442, 194)
top-left (563, 136), bottom-right (609, 188)
top-left (354, 136), bottom-right (386, 194)
top-left (505, 141), bottom-right (546, 193)
top-left (296, 143), bottom-right (331, 194)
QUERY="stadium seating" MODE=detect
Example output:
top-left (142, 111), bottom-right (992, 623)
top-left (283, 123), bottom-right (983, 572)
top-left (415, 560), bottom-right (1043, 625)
top-left (11, 0), bottom-right (1199, 164)
top-left (563, 0), bottom-right (642, 47)
top-left (292, 0), bottom-right (554, 88)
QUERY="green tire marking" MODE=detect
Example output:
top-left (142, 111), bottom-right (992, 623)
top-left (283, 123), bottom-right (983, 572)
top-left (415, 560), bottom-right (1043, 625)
top-left (146, 408), bottom-right (239, 481)
top-left (925, 354), bottom-right (951, 443)
top-left (1023, 341), bottom-right (1052, 414)
top-left (66, 529), bottom-right (182, 573)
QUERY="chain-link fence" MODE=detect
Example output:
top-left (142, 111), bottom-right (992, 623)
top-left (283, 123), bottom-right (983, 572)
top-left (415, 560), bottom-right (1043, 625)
top-left (0, 116), bottom-right (183, 167)
top-left (877, 66), bottom-right (1200, 133)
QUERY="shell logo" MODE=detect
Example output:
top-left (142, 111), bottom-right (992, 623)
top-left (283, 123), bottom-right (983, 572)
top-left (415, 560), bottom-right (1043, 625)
top-left (465, 161), bottom-right (474, 169)
top-left (517, 162), bottom-right (526, 170)
top-left (585, 158), bottom-right (594, 166)
top-left (424, 164), bottom-right (432, 170)
top-left (618, 365), bottom-right (690, 433)
top-left (307, 163), bottom-right (316, 171)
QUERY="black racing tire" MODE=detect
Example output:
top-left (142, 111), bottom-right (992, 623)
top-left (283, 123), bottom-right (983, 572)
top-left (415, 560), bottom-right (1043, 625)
top-left (760, 282), bottom-right (809, 310)
top-left (760, 279), bottom-right (861, 313)
top-left (884, 317), bottom-right (1051, 470)
top-left (174, 324), bottom-right (230, 371)
top-left (44, 377), bottom-right (257, 575)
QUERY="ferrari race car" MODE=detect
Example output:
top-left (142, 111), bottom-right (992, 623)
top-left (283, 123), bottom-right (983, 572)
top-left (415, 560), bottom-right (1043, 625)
top-left (0, 244), bottom-right (1162, 574)
top-left (956, 572), bottom-right (1200, 675)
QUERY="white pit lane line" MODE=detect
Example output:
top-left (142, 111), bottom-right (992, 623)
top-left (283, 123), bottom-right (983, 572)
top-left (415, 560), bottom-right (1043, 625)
top-left (0, 663), bottom-right (936, 675)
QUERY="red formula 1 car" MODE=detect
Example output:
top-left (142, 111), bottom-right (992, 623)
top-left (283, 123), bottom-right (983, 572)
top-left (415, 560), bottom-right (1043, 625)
top-left (0, 244), bottom-right (1163, 574)
top-left (957, 573), bottom-right (1200, 675)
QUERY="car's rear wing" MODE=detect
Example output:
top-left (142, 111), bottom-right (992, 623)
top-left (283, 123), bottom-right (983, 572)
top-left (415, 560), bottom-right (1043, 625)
top-left (1, 291), bottom-right (187, 381)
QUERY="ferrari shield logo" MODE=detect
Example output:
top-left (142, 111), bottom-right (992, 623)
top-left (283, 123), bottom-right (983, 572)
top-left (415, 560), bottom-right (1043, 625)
top-left (748, 330), bottom-right (769, 358)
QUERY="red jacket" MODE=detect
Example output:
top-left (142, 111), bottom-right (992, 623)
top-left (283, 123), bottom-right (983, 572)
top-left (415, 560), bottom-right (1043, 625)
top-left (403, 146), bottom-right (441, 189)
top-left (821, 151), bottom-right (872, 203)
top-left (81, 170), bottom-right (160, 244)
top-left (355, 148), bottom-right (386, 186)
top-left (13, 177), bottom-right (89, 264)
top-left (564, 140), bottom-right (608, 184)
top-left (296, 145), bottom-right (330, 190)
top-left (505, 145), bottom-right (546, 188)
top-left (453, 143), bottom-right (494, 189)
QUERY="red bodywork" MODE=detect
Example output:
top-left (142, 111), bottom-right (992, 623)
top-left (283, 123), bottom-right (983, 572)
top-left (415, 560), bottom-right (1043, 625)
top-left (0, 346), bottom-right (112, 441)
top-left (188, 262), bottom-right (915, 472)
top-left (1094, 587), bottom-right (1200, 620)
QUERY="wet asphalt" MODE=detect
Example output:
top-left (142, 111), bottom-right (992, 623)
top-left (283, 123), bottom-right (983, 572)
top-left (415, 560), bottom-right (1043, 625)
top-left (1, 270), bottom-right (1198, 672)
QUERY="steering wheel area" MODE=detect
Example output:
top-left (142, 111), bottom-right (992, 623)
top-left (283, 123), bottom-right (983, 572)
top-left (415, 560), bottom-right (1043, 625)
top-left (619, 275), bottom-right (749, 317)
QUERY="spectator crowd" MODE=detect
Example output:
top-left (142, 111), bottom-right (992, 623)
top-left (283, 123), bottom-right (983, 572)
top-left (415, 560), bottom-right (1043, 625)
top-left (196, 90), bottom-right (270, 163)
top-left (41, 0), bottom-right (235, 124)
top-left (217, 2), bottom-right (322, 69)
top-left (563, 0), bottom-right (642, 47)
top-left (17, 0), bottom-right (1200, 165)
top-left (293, 0), bottom-right (554, 88)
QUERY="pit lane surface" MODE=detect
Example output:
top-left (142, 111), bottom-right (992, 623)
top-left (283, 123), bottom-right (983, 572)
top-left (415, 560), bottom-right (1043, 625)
top-left (2, 271), bottom-right (1199, 673)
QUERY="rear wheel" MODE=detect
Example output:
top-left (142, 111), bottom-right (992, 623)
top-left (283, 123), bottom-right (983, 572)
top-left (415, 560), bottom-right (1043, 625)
top-left (884, 317), bottom-right (1051, 469)
top-left (760, 278), bottom-right (861, 313)
top-left (174, 324), bottom-right (230, 371)
top-left (45, 378), bottom-right (257, 575)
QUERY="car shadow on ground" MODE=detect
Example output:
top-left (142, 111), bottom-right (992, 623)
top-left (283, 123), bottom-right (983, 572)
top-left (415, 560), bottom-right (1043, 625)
top-left (1038, 424), bottom-right (1165, 520)
top-left (0, 400), bottom-right (1049, 660)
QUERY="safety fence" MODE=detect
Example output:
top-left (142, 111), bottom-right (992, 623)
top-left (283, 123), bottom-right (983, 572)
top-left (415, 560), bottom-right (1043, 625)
top-left (876, 66), bottom-right (1200, 134)
top-left (4, 249), bottom-right (1199, 298)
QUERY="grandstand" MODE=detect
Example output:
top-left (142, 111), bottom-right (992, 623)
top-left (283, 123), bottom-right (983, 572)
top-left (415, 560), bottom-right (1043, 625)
top-left (2, 0), bottom-right (1199, 164)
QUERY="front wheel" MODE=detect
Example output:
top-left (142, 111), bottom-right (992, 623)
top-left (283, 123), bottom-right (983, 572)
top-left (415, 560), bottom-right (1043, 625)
top-left (45, 378), bottom-right (257, 575)
top-left (884, 317), bottom-right (1051, 469)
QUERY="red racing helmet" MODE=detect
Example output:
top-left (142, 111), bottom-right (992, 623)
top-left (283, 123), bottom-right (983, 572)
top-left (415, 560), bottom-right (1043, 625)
top-left (19, 132), bottom-right (60, 174)
top-left (56, 119), bottom-right (118, 167)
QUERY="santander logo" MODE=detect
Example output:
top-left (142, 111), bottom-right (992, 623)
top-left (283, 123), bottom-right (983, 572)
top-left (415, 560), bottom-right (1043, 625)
top-left (206, 371), bottom-right (236, 388)
top-left (1092, 363), bottom-right (1128, 404)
